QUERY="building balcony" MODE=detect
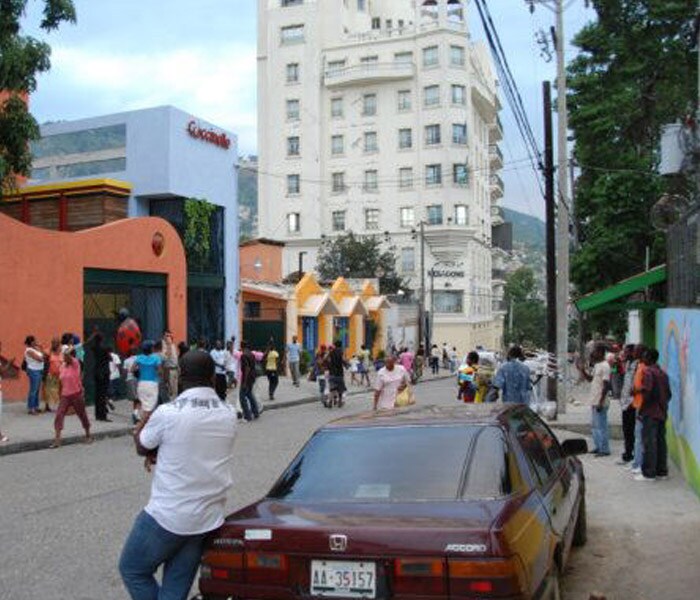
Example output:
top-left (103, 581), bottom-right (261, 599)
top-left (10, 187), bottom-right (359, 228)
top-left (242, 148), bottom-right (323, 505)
top-left (492, 268), bottom-right (506, 284)
top-left (489, 145), bottom-right (503, 169)
top-left (492, 299), bottom-right (507, 313)
top-left (324, 62), bottom-right (415, 88)
top-left (489, 116), bottom-right (503, 142)
top-left (490, 173), bottom-right (504, 199)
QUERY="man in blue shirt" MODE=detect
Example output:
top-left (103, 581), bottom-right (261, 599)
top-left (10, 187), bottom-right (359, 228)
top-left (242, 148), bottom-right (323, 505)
top-left (287, 336), bottom-right (301, 387)
top-left (491, 345), bottom-right (532, 404)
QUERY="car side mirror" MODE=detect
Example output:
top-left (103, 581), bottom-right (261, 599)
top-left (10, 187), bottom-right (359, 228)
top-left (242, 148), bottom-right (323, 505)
top-left (561, 438), bottom-right (588, 456)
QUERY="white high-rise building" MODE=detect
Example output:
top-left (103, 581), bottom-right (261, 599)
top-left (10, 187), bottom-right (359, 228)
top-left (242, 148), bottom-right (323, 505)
top-left (257, 0), bottom-right (504, 351)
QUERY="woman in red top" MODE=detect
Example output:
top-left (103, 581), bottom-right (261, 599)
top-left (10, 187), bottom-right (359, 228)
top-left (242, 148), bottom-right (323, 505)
top-left (50, 350), bottom-right (93, 449)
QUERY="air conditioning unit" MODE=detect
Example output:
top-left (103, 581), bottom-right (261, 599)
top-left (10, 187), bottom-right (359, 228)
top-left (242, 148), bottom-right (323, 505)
top-left (659, 123), bottom-right (687, 175)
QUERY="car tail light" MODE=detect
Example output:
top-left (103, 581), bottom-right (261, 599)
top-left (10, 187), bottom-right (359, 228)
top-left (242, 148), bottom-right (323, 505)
top-left (245, 552), bottom-right (289, 585)
top-left (448, 557), bottom-right (526, 597)
top-left (394, 558), bottom-right (447, 595)
top-left (200, 549), bottom-right (244, 581)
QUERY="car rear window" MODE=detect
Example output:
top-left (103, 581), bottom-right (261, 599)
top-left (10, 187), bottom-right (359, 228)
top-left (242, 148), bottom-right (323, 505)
top-left (267, 425), bottom-right (511, 502)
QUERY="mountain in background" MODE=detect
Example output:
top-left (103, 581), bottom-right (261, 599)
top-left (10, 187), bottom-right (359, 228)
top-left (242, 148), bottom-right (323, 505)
top-left (238, 157), bottom-right (258, 238)
top-left (502, 207), bottom-right (545, 251)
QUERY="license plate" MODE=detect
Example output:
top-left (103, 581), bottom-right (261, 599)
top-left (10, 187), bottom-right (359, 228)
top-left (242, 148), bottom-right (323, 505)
top-left (310, 560), bottom-right (376, 598)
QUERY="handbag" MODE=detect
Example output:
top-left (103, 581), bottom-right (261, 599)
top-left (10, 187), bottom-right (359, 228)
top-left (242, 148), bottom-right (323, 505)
top-left (395, 385), bottom-right (416, 408)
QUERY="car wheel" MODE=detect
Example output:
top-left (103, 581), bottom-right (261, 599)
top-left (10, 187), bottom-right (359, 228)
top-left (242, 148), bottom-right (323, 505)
top-left (572, 494), bottom-right (587, 547)
top-left (540, 569), bottom-right (561, 600)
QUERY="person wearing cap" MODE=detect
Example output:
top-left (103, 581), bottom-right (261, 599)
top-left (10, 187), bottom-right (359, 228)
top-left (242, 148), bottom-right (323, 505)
top-left (119, 350), bottom-right (237, 600)
top-left (131, 341), bottom-right (163, 423)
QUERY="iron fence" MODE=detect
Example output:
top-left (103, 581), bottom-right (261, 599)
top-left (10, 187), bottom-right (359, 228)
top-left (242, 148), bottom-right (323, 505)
top-left (667, 205), bottom-right (700, 307)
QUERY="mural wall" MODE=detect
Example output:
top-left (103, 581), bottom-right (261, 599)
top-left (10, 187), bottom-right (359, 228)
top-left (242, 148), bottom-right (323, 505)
top-left (657, 308), bottom-right (700, 498)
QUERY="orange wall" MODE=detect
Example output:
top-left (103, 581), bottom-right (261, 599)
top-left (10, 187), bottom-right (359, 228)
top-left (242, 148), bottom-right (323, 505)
top-left (240, 241), bottom-right (283, 282)
top-left (0, 213), bottom-right (187, 401)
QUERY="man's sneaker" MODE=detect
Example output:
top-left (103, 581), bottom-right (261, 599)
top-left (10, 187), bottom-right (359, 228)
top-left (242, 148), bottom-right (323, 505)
top-left (615, 458), bottom-right (631, 465)
top-left (630, 467), bottom-right (642, 474)
top-left (633, 473), bottom-right (656, 482)
top-left (657, 474), bottom-right (669, 480)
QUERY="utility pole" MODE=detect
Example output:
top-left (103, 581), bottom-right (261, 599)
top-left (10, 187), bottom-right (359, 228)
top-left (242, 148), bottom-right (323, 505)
top-left (543, 81), bottom-right (558, 407)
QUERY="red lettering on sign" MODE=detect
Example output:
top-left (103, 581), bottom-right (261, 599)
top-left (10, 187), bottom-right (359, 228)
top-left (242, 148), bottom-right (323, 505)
top-left (186, 120), bottom-right (231, 150)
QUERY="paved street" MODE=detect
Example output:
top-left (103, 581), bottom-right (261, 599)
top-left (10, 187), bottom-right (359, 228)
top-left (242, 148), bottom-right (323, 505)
top-left (1, 377), bottom-right (699, 600)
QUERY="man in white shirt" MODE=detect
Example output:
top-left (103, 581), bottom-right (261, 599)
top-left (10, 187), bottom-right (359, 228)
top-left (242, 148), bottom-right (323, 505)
top-left (578, 344), bottom-right (611, 456)
top-left (210, 340), bottom-right (228, 401)
top-left (119, 351), bottom-right (237, 600)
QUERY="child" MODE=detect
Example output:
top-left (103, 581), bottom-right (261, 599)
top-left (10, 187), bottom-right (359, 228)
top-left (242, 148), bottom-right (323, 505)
top-left (122, 350), bottom-right (139, 424)
top-left (349, 355), bottom-right (360, 386)
top-left (457, 351), bottom-right (480, 403)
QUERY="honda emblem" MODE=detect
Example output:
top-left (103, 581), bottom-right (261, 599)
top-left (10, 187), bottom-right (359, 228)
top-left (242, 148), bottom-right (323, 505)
top-left (329, 534), bottom-right (348, 552)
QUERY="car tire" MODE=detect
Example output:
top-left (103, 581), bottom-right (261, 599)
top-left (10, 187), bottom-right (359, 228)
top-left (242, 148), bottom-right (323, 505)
top-left (572, 494), bottom-right (587, 547)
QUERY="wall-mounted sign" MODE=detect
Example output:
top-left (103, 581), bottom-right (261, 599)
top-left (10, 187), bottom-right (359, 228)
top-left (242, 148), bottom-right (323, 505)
top-left (429, 269), bottom-right (465, 278)
top-left (187, 120), bottom-right (231, 150)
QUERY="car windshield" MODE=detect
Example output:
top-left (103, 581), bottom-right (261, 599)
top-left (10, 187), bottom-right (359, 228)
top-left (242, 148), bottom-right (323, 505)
top-left (267, 425), bottom-right (511, 502)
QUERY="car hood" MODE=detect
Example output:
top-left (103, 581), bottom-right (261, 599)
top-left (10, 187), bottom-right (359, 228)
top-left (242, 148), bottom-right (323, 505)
top-left (219, 499), bottom-right (507, 556)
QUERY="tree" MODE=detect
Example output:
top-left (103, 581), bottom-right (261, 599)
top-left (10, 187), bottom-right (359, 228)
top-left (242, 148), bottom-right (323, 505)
top-left (504, 267), bottom-right (546, 348)
top-left (315, 233), bottom-right (406, 294)
top-left (566, 0), bottom-right (696, 333)
top-left (0, 0), bottom-right (76, 190)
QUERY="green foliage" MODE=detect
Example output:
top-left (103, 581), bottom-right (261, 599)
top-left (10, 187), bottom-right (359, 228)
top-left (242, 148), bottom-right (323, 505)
top-left (504, 267), bottom-right (546, 348)
top-left (567, 0), bottom-right (696, 333)
top-left (299, 349), bottom-right (312, 375)
top-left (0, 0), bottom-right (76, 189)
top-left (316, 232), bottom-right (407, 294)
top-left (184, 198), bottom-right (216, 272)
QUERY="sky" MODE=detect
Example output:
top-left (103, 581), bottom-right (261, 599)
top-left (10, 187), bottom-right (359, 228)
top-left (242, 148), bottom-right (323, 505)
top-left (24, 0), bottom-right (595, 219)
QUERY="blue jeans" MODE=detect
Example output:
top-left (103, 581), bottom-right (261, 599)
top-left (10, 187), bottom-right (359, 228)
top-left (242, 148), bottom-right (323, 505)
top-left (239, 386), bottom-right (260, 421)
top-left (632, 415), bottom-right (645, 469)
top-left (26, 368), bottom-right (42, 411)
top-left (119, 510), bottom-right (205, 600)
top-left (591, 405), bottom-right (610, 454)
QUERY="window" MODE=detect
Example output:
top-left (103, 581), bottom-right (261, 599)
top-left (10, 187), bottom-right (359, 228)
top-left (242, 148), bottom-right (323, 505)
top-left (332, 172), bottom-right (346, 193)
top-left (386, 19), bottom-right (392, 29)
top-left (427, 204), bottom-right (443, 225)
top-left (394, 51), bottom-right (413, 64)
top-left (399, 167), bottom-right (413, 189)
top-left (434, 290), bottom-right (463, 313)
top-left (331, 97), bottom-right (344, 117)
top-left (331, 134), bottom-right (344, 155)
top-left (365, 208), bottom-right (379, 230)
top-left (465, 427), bottom-right (512, 498)
top-left (286, 99), bottom-right (300, 120)
top-left (512, 414), bottom-right (555, 485)
top-left (401, 247), bottom-right (415, 272)
top-left (286, 62), bottom-right (300, 83)
top-left (451, 84), bottom-right (466, 105)
top-left (281, 0), bottom-right (303, 6)
top-left (244, 301), bottom-right (261, 319)
top-left (360, 55), bottom-right (378, 64)
top-left (281, 24), bottom-right (304, 44)
top-left (424, 85), bottom-right (440, 107)
top-left (287, 174), bottom-right (300, 194)
top-left (524, 412), bottom-right (564, 473)
top-left (363, 169), bottom-right (378, 192)
top-left (31, 124), bottom-right (126, 160)
top-left (327, 60), bottom-right (346, 75)
top-left (398, 18), bottom-right (404, 28)
top-left (425, 124), bottom-right (441, 145)
top-left (371, 17), bottom-right (381, 29)
top-left (357, 0), bottom-right (366, 10)
top-left (332, 210), bottom-right (346, 232)
top-left (398, 128), bottom-right (412, 149)
top-left (364, 131), bottom-right (378, 153)
top-left (450, 45), bottom-right (465, 66)
top-left (423, 45), bottom-right (439, 67)
top-left (287, 136), bottom-right (300, 156)
top-left (453, 163), bottom-right (468, 186)
top-left (398, 90), bottom-right (412, 111)
top-left (362, 93), bottom-right (377, 116)
top-left (426, 163), bottom-right (442, 185)
top-left (400, 207), bottom-right (415, 228)
top-left (452, 123), bottom-right (467, 144)
top-left (288, 212), bottom-right (300, 233)
top-left (454, 204), bottom-right (468, 225)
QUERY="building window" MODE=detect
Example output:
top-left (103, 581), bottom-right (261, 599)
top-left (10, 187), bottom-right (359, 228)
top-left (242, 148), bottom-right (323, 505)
top-left (331, 134), bottom-right (344, 155)
top-left (424, 85), bottom-right (440, 107)
top-left (401, 247), bottom-right (415, 272)
top-left (400, 207), bottom-right (415, 228)
top-left (360, 55), bottom-right (378, 64)
top-left (331, 97), bottom-right (343, 117)
top-left (244, 301), bottom-right (261, 319)
top-left (394, 51), bottom-right (413, 63)
top-left (358, 0), bottom-right (367, 11)
top-left (286, 62), bottom-right (300, 83)
top-left (434, 290), bottom-right (463, 313)
top-left (371, 16), bottom-right (381, 29)
top-left (288, 212), bottom-right (300, 233)
top-left (332, 210), bottom-right (346, 232)
top-left (365, 208), bottom-right (379, 230)
top-left (427, 204), bottom-right (443, 225)
top-left (327, 60), bottom-right (346, 76)
top-left (454, 204), bottom-right (468, 225)
top-left (363, 169), bottom-right (378, 192)
top-left (287, 174), bottom-right (300, 194)
top-left (398, 89), bottom-right (412, 111)
top-left (426, 163), bottom-right (442, 186)
top-left (451, 84), bottom-right (466, 105)
top-left (399, 167), bottom-right (413, 189)
top-left (452, 123), bottom-right (467, 144)
top-left (287, 136), bottom-right (300, 156)
top-left (453, 163), bottom-right (469, 186)
top-left (425, 124), bottom-right (441, 146)
top-left (281, 24), bottom-right (304, 44)
top-left (286, 99), bottom-right (300, 120)
top-left (450, 45), bottom-right (465, 66)
top-left (423, 45), bottom-right (439, 67)
top-left (386, 19), bottom-right (392, 29)
top-left (362, 93), bottom-right (377, 116)
top-left (281, 0), bottom-right (303, 6)
top-left (332, 172), bottom-right (346, 193)
top-left (398, 128), bottom-right (412, 149)
top-left (364, 131), bottom-right (378, 153)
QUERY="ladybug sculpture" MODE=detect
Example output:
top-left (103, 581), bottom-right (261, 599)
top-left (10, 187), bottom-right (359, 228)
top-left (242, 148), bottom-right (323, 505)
top-left (115, 308), bottom-right (142, 356)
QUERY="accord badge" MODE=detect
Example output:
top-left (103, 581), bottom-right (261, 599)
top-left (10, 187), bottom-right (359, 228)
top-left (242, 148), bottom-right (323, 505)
top-left (329, 534), bottom-right (348, 552)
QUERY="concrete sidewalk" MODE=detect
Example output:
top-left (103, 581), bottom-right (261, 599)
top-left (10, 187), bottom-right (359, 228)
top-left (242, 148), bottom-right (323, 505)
top-left (0, 368), bottom-right (454, 456)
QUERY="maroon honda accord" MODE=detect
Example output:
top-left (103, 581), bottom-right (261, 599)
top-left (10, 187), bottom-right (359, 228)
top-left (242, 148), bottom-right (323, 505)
top-left (198, 404), bottom-right (587, 600)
